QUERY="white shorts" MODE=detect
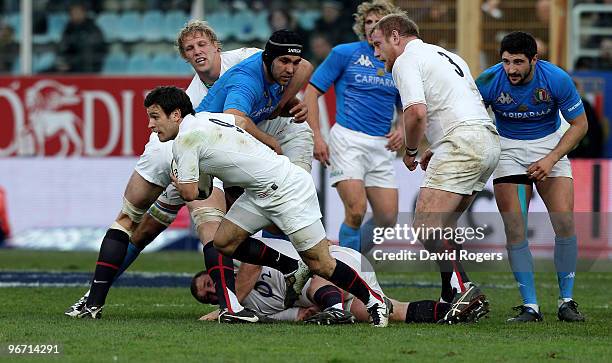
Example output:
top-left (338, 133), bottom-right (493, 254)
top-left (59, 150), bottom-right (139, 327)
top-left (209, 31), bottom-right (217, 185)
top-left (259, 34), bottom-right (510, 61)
top-left (328, 123), bottom-right (397, 188)
top-left (423, 124), bottom-right (501, 195)
top-left (258, 117), bottom-right (314, 172)
top-left (494, 127), bottom-right (572, 180)
top-left (136, 133), bottom-right (223, 206)
top-left (225, 166), bottom-right (324, 251)
top-left (135, 133), bottom-right (174, 188)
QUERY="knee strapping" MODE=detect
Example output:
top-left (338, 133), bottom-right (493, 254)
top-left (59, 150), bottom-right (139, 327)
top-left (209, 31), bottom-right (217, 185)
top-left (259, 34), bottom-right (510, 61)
top-left (147, 201), bottom-right (179, 227)
top-left (110, 221), bottom-right (132, 239)
top-left (191, 207), bottom-right (225, 228)
top-left (121, 197), bottom-right (147, 224)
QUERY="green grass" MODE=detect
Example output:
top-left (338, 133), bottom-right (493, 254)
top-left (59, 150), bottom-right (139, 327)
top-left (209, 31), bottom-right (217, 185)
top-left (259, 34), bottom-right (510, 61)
top-left (1, 250), bottom-right (611, 362)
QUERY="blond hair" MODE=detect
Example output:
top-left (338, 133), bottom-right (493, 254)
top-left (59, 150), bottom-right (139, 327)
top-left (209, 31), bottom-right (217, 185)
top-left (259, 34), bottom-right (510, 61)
top-left (352, 0), bottom-right (401, 40)
top-left (176, 20), bottom-right (222, 59)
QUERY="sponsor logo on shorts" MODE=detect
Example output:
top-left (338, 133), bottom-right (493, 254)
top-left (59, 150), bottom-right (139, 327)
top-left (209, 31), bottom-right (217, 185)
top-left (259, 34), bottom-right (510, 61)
top-left (330, 170), bottom-right (344, 178)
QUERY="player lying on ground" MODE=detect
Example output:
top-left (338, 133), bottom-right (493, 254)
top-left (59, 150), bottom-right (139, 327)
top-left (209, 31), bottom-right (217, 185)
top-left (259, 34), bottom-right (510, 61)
top-left (142, 86), bottom-right (487, 327)
top-left (192, 238), bottom-right (489, 325)
top-left (65, 21), bottom-right (313, 318)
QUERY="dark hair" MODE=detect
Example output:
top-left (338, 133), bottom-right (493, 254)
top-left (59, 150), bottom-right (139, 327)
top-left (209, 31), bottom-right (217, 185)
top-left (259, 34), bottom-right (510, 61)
top-left (500, 31), bottom-right (537, 60)
top-left (190, 270), bottom-right (209, 304)
top-left (143, 86), bottom-right (195, 118)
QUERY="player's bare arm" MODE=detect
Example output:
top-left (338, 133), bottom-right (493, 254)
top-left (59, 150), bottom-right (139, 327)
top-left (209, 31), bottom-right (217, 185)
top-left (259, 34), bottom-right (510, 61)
top-left (303, 84), bottom-right (330, 166)
top-left (170, 171), bottom-right (199, 202)
top-left (225, 109), bottom-right (282, 154)
top-left (235, 263), bottom-right (263, 302)
top-left (402, 103), bottom-right (428, 171)
top-left (527, 113), bottom-right (588, 181)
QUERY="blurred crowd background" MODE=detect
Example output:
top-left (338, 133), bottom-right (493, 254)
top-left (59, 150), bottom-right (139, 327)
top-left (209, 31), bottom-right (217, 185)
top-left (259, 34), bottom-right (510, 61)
top-left (0, 0), bottom-right (609, 75)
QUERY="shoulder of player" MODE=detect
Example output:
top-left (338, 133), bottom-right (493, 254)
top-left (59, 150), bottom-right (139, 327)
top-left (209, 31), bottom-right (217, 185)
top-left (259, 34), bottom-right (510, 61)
top-left (331, 41), bottom-right (364, 57)
top-left (221, 48), bottom-right (262, 65)
top-left (536, 60), bottom-right (571, 80)
top-left (475, 62), bottom-right (504, 88)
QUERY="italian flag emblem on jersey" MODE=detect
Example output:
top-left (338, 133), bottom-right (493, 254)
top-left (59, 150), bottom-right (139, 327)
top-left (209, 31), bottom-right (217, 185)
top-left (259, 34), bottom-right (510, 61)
top-left (533, 88), bottom-right (551, 103)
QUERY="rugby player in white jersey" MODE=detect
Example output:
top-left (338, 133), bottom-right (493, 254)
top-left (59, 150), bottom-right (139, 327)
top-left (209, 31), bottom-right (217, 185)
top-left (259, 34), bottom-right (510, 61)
top-left (66, 20), bottom-right (313, 318)
top-left (142, 86), bottom-right (398, 326)
top-left (192, 238), bottom-right (487, 325)
top-left (371, 14), bottom-right (500, 321)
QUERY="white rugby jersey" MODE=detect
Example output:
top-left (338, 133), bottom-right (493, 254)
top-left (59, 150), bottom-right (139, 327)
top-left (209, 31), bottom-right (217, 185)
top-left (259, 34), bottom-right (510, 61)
top-left (172, 113), bottom-right (292, 198)
top-left (392, 39), bottom-right (492, 145)
top-left (186, 48), bottom-right (262, 106)
top-left (242, 240), bottom-right (371, 317)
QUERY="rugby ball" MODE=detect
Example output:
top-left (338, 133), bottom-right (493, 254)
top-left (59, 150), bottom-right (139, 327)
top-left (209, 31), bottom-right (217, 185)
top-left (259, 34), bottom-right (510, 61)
top-left (171, 159), bottom-right (213, 200)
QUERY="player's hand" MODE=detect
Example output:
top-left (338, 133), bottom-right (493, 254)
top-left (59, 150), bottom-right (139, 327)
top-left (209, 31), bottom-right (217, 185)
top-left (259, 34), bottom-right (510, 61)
top-left (527, 156), bottom-right (555, 182)
top-left (170, 170), bottom-right (178, 187)
top-left (264, 136), bottom-right (283, 155)
top-left (403, 154), bottom-right (418, 171)
top-left (385, 128), bottom-right (404, 151)
top-left (289, 101), bottom-right (308, 123)
top-left (313, 136), bottom-right (330, 167)
top-left (297, 306), bottom-right (320, 321)
top-left (198, 310), bottom-right (219, 321)
top-left (420, 149), bottom-right (433, 171)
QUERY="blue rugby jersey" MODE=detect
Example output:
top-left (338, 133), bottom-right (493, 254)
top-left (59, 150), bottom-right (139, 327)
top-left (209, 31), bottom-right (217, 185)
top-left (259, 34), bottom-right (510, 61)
top-left (195, 52), bottom-right (283, 124)
top-left (310, 41), bottom-right (400, 136)
top-left (476, 60), bottom-right (584, 140)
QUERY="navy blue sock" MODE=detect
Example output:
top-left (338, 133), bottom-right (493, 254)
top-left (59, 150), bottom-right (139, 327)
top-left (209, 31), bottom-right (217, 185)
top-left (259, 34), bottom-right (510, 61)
top-left (87, 229), bottom-right (129, 307)
top-left (312, 285), bottom-right (343, 310)
top-left (231, 237), bottom-right (298, 275)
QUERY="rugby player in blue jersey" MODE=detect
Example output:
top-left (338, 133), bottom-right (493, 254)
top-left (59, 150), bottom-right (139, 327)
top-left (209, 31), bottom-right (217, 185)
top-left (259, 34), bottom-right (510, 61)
top-left (476, 32), bottom-right (587, 322)
top-left (303, 0), bottom-right (402, 254)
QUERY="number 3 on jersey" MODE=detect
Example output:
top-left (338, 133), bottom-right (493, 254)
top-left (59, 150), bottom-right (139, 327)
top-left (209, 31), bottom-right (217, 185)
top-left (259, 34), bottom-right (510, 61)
top-left (438, 52), bottom-right (464, 77)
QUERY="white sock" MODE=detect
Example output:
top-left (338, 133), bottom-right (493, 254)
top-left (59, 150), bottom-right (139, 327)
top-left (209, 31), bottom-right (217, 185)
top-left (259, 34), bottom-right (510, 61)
top-left (525, 303), bottom-right (539, 312)
top-left (558, 298), bottom-right (573, 307)
top-left (329, 303), bottom-right (343, 311)
top-left (227, 290), bottom-right (244, 312)
top-left (366, 293), bottom-right (384, 309)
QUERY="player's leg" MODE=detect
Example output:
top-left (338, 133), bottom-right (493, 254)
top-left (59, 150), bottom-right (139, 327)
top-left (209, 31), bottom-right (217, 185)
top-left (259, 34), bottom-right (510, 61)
top-left (302, 276), bottom-right (356, 325)
top-left (336, 180), bottom-right (368, 251)
top-left (76, 172), bottom-right (164, 318)
top-left (261, 118), bottom-right (313, 241)
top-left (118, 184), bottom-right (185, 278)
top-left (297, 240), bottom-right (390, 327)
top-left (187, 184), bottom-right (226, 246)
top-left (536, 176), bottom-right (584, 322)
top-left (328, 124), bottom-right (368, 251)
top-left (360, 135), bottom-right (399, 253)
top-left (210, 197), bottom-right (308, 322)
top-left (494, 177), bottom-right (542, 322)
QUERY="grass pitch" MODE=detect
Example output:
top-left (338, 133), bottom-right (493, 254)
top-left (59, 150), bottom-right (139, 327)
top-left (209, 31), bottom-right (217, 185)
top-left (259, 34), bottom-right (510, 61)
top-left (1, 250), bottom-right (611, 362)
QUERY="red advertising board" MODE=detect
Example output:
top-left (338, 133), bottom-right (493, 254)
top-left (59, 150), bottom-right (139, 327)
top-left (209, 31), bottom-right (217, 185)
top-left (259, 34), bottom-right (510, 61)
top-left (0, 76), bottom-right (339, 158)
top-left (0, 76), bottom-right (191, 157)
